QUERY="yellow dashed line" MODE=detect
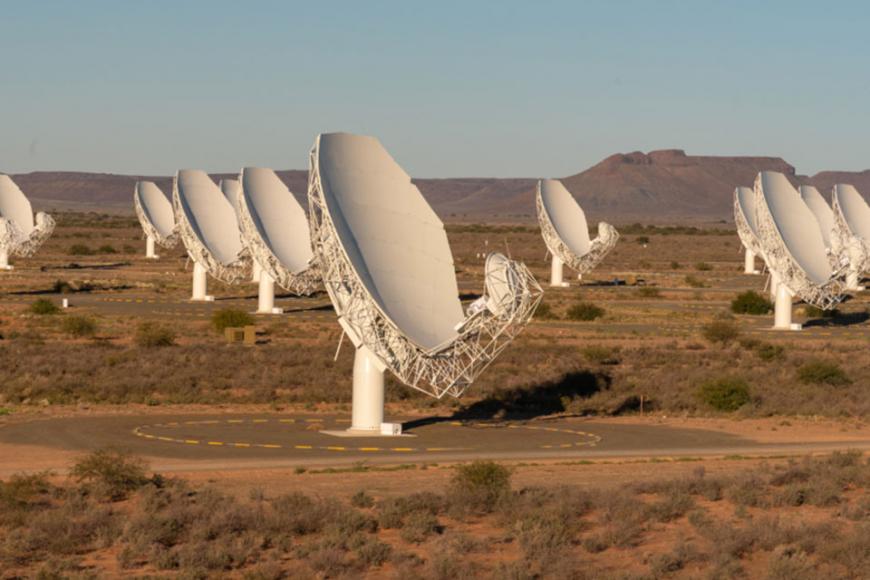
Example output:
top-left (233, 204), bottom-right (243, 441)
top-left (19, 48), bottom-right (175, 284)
top-left (295, 445), bottom-right (313, 450)
top-left (208, 441), bottom-right (224, 446)
top-left (233, 443), bottom-right (250, 448)
top-left (184, 440), bottom-right (199, 445)
top-left (326, 446), bottom-right (346, 451)
top-left (358, 447), bottom-right (381, 452)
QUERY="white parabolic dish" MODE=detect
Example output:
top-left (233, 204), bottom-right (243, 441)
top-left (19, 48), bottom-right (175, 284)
top-left (0, 174), bottom-right (55, 259)
top-left (308, 132), bottom-right (542, 399)
top-left (799, 185), bottom-right (836, 250)
top-left (134, 181), bottom-right (178, 247)
top-left (220, 179), bottom-right (242, 218)
top-left (833, 184), bottom-right (870, 241)
top-left (173, 170), bottom-right (249, 283)
top-left (753, 171), bottom-right (844, 308)
top-left (734, 186), bottom-right (765, 259)
top-left (536, 178), bottom-right (619, 275)
top-left (237, 167), bottom-right (320, 295)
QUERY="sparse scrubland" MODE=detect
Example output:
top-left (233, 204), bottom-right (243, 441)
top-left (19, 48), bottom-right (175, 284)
top-left (0, 450), bottom-right (867, 578)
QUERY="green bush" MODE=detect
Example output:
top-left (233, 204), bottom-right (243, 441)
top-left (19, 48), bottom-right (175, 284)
top-left (135, 322), bottom-right (176, 347)
top-left (731, 291), bottom-right (773, 315)
top-left (566, 302), bottom-right (605, 321)
top-left (637, 287), bottom-right (661, 298)
top-left (670, 261), bottom-right (682, 270)
top-left (62, 315), bottom-right (97, 338)
top-left (697, 377), bottom-right (751, 411)
top-left (756, 343), bottom-right (785, 361)
top-left (701, 316), bottom-right (740, 345)
top-left (29, 298), bottom-right (60, 315)
top-left (797, 360), bottom-right (851, 386)
top-left (68, 244), bottom-right (94, 256)
top-left (695, 262), bottom-right (713, 271)
top-left (684, 275), bottom-right (707, 288)
top-left (803, 305), bottom-right (837, 319)
top-left (70, 447), bottom-right (151, 500)
top-left (636, 236), bottom-right (650, 245)
top-left (582, 345), bottom-right (620, 365)
top-left (534, 302), bottom-right (558, 320)
top-left (211, 308), bottom-right (255, 333)
top-left (97, 244), bottom-right (117, 254)
top-left (449, 461), bottom-right (511, 513)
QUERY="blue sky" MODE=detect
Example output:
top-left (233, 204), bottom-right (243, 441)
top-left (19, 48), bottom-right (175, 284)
top-left (1, 1), bottom-right (869, 177)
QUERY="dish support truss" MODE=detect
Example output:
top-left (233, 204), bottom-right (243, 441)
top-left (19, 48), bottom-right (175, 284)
top-left (134, 194), bottom-right (179, 249)
top-left (752, 177), bottom-right (845, 310)
top-left (236, 188), bottom-right (321, 296)
top-left (1, 212), bottom-right (55, 259)
top-left (535, 190), bottom-right (619, 276)
top-left (830, 195), bottom-right (870, 277)
top-left (307, 147), bottom-right (543, 400)
top-left (172, 181), bottom-right (250, 284)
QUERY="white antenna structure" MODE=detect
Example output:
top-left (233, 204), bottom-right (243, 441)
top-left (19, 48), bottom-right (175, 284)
top-left (221, 177), bottom-right (262, 284)
top-left (733, 186), bottom-right (765, 276)
top-left (133, 181), bottom-right (178, 259)
top-left (753, 171), bottom-right (846, 330)
top-left (0, 174), bottom-right (55, 270)
top-left (237, 167), bottom-right (321, 314)
top-left (536, 179), bottom-right (619, 287)
top-left (173, 170), bottom-right (250, 301)
top-left (831, 183), bottom-right (870, 291)
top-left (308, 133), bottom-right (542, 435)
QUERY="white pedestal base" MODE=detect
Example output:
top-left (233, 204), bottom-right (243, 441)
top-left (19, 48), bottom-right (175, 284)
top-left (0, 248), bottom-right (12, 270)
top-left (743, 248), bottom-right (759, 274)
top-left (769, 271), bottom-right (780, 301)
top-left (256, 271), bottom-right (283, 314)
top-left (550, 255), bottom-right (569, 288)
top-left (773, 284), bottom-right (801, 331)
top-left (191, 262), bottom-right (214, 301)
top-left (252, 260), bottom-right (262, 284)
top-left (145, 236), bottom-right (158, 259)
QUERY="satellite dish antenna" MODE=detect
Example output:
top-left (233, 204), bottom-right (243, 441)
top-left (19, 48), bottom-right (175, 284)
top-left (536, 179), bottom-right (619, 287)
top-left (753, 171), bottom-right (845, 330)
top-left (0, 174), bottom-right (55, 270)
top-left (308, 133), bottom-right (542, 435)
top-left (173, 170), bottom-right (249, 301)
top-left (220, 178), bottom-right (261, 283)
top-left (237, 167), bottom-right (321, 314)
top-left (831, 183), bottom-right (870, 291)
top-left (734, 186), bottom-right (765, 275)
top-left (133, 181), bottom-right (178, 259)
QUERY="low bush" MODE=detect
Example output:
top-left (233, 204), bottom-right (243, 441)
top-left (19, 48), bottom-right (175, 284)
top-left (71, 447), bottom-right (151, 500)
top-left (29, 298), bottom-right (60, 315)
top-left (695, 262), bottom-right (713, 271)
top-left (97, 244), bottom-right (117, 254)
top-left (534, 302), bottom-right (558, 320)
top-left (637, 287), bottom-right (660, 298)
top-left (68, 244), bottom-right (94, 256)
top-left (697, 377), bottom-right (751, 412)
top-left (582, 345), bottom-right (620, 365)
top-left (211, 308), bottom-right (255, 333)
top-left (636, 236), bottom-right (650, 245)
top-left (731, 291), bottom-right (772, 315)
top-left (670, 261), bottom-right (682, 270)
top-left (756, 342), bottom-right (785, 361)
top-left (701, 316), bottom-right (740, 345)
top-left (62, 315), bottom-right (98, 338)
top-left (797, 360), bottom-right (851, 386)
top-left (684, 275), bottom-right (707, 288)
top-left (449, 461), bottom-right (511, 513)
top-left (134, 322), bottom-right (176, 347)
top-left (566, 302), bottom-right (605, 321)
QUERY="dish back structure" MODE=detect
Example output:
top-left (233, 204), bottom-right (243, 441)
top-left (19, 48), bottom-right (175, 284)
top-left (308, 132), bottom-right (542, 399)
top-left (831, 183), bottom-right (870, 274)
top-left (134, 181), bottom-right (179, 248)
top-left (753, 171), bottom-right (844, 310)
top-left (238, 167), bottom-right (321, 295)
top-left (173, 170), bottom-right (249, 283)
top-left (0, 174), bottom-right (55, 260)
top-left (536, 179), bottom-right (619, 275)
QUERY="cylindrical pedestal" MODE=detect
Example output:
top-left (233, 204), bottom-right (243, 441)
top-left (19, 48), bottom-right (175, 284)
top-left (0, 247), bottom-right (11, 270)
top-left (257, 271), bottom-right (282, 314)
top-left (769, 271), bottom-right (779, 301)
top-left (744, 248), bottom-right (756, 274)
top-left (252, 260), bottom-right (262, 283)
top-left (191, 261), bottom-right (210, 301)
top-left (145, 236), bottom-right (158, 259)
top-left (773, 284), bottom-right (799, 330)
top-left (351, 347), bottom-right (385, 432)
top-left (550, 255), bottom-right (566, 287)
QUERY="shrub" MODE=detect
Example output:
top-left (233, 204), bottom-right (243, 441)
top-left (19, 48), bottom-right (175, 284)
top-left (211, 308), bottom-right (255, 333)
top-left (62, 315), bottom-right (97, 338)
top-left (71, 447), bottom-right (151, 500)
top-left (757, 342), bottom-right (785, 361)
top-left (803, 305), bottom-right (837, 319)
top-left (684, 275), bottom-right (707, 288)
top-left (582, 345), bottom-right (619, 365)
top-left (731, 291), bottom-right (773, 315)
top-left (135, 322), bottom-right (176, 347)
top-left (636, 236), bottom-right (650, 245)
top-left (697, 377), bottom-right (751, 411)
top-left (695, 262), bottom-right (713, 271)
top-left (534, 302), bottom-right (558, 320)
top-left (702, 316), bottom-right (740, 345)
top-left (97, 244), bottom-right (117, 254)
top-left (670, 261), bottom-right (682, 270)
top-left (797, 360), bottom-right (851, 386)
top-left (637, 287), bottom-right (660, 298)
top-left (449, 461), bottom-right (511, 513)
top-left (566, 302), bottom-right (605, 321)
top-left (68, 244), bottom-right (94, 256)
top-left (351, 490), bottom-right (375, 508)
top-left (29, 298), bottom-right (60, 315)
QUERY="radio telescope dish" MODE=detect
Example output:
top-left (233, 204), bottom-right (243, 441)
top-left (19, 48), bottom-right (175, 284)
top-left (221, 177), bottom-right (262, 284)
top-left (238, 167), bottom-right (321, 314)
top-left (173, 170), bottom-right (249, 301)
top-left (753, 171), bottom-right (846, 330)
top-left (0, 174), bottom-right (55, 270)
top-left (832, 183), bottom-right (870, 290)
top-left (536, 179), bottom-right (619, 287)
top-left (134, 181), bottom-right (178, 259)
top-left (734, 186), bottom-right (765, 275)
top-left (308, 132), bottom-right (542, 434)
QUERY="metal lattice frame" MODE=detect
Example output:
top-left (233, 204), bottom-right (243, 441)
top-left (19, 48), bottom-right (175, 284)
top-left (830, 194), bottom-right (870, 273)
top-left (733, 192), bottom-right (765, 260)
top-left (9, 212), bottom-right (55, 258)
top-left (308, 142), bottom-right (543, 399)
top-left (134, 193), bottom-right (179, 249)
top-left (236, 187), bottom-right (321, 295)
top-left (535, 188), bottom-right (619, 275)
top-left (172, 179), bottom-right (250, 284)
top-left (753, 176), bottom-right (845, 309)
